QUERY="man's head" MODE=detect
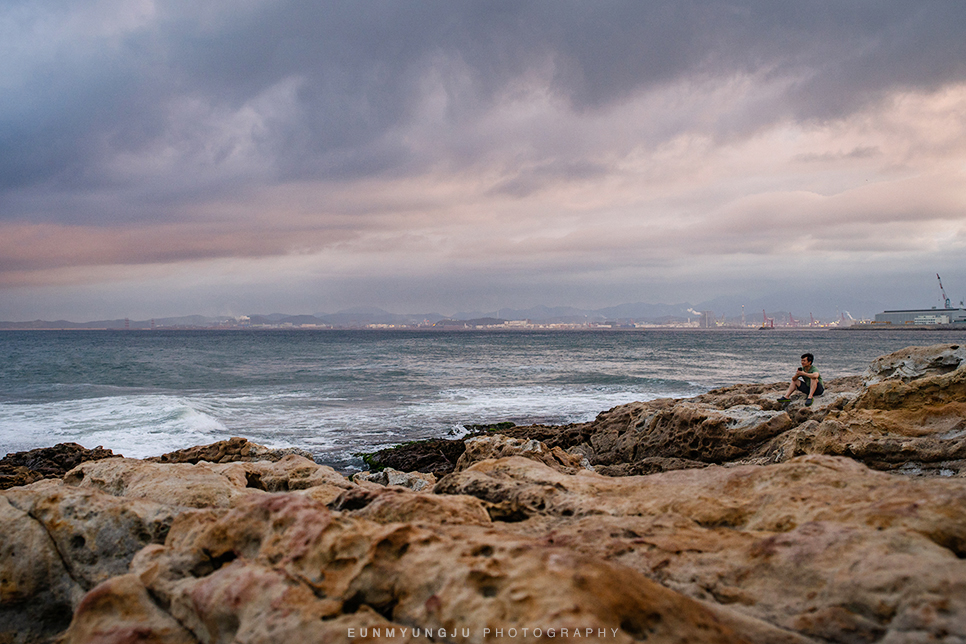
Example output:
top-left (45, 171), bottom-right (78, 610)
top-left (801, 353), bottom-right (814, 366)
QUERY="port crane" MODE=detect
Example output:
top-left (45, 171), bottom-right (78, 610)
top-left (937, 273), bottom-right (951, 309)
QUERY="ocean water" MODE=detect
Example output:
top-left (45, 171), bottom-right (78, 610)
top-left (1, 328), bottom-right (962, 472)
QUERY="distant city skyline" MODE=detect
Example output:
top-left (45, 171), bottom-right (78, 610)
top-left (2, 2), bottom-right (965, 322)
top-left (4, 293), bottom-right (965, 328)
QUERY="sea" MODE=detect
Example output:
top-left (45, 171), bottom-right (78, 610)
top-left (1, 328), bottom-right (963, 472)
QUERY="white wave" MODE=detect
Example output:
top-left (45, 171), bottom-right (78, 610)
top-left (0, 395), bottom-right (230, 459)
top-left (1, 383), bottom-right (695, 463)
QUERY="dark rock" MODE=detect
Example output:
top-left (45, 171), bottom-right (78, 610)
top-left (0, 465), bottom-right (45, 490)
top-left (0, 443), bottom-right (118, 491)
top-left (360, 437), bottom-right (467, 478)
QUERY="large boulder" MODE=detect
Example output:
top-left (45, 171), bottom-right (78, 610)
top-left (3, 480), bottom-right (177, 591)
top-left (863, 343), bottom-right (966, 386)
top-left (0, 492), bottom-right (84, 643)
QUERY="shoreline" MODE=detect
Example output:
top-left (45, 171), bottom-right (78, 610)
top-left (3, 343), bottom-right (966, 643)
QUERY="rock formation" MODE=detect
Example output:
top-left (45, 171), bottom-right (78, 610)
top-left (0, 443), bottom-right (118, 491)
top-left (2, 343), bottom-right (965, 644)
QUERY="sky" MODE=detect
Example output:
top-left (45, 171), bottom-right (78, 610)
top-left (2, 1), bottom-right (965, 321)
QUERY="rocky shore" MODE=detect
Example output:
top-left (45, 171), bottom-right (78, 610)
top-left (2, 343), bottom-right (965, 643)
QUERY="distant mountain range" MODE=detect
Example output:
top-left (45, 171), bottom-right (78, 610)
top-left (0, 298), bottom-right (873, 329)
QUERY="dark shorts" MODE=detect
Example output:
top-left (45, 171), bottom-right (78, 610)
top-left (796, 379), bottom-right (824, 397)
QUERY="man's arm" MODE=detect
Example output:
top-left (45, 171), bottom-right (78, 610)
top-left (796, 369), bottom-right (819, 380)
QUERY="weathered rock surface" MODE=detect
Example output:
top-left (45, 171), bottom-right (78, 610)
top-left (3, 343), bottom-right (966, 644)
top-left (3, 480), bottom-right (178, 591)
top-left (64, 453), bottom-right (355, 508)
top-left (362, 437), bottom-right (468, 478)
top-left (385, 344), bottom-right (965, 478)
top-left (352, 466), bottom-right (437, 491)
top-left (0, 491), bottom-right (84, 643)
top-left (146, 435), bottom-right (314, 464)
top-left (81, 494), bottom-right (743, 644)
top-left (756, 355), bottom-right (966, 475)
top-left (863, 343), bottom-right (965, 385)
top-left (436, 454), bottom-right (966, 643)
top-left (455, 434), bottom-right (591, 474)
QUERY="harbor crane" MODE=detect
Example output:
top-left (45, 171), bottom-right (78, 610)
top-left (937, 273), bottom-right (951, 309)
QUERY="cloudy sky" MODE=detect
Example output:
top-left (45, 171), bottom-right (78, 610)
top-left (2, 1), bottom-right (965, 321)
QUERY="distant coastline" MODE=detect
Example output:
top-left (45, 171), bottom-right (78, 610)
top-left (4, 324), bottom-right (966, 332)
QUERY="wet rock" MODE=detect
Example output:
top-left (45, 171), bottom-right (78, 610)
top-left (360, 438), bottom-right (466, 478)
top-left (0, 443), bottom-right (119, 491)
top-left (0, 465), bottom-right (44, 491)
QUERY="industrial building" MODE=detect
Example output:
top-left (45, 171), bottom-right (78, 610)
top-left (873, 274), bottom-right (966, 326)
top-left (873, 308), bottom-right (966, 325)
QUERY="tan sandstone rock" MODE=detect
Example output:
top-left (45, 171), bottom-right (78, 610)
top-left (455, 434), bottom-right (591, 473)
top-left (57, 573), bottom-right (196, 644)
top-left (435, 454), bottom-right (966, 643)
top-left (146, 435), bottom-right (314, 464)
top-left (352, 466), bottom-right (437, 491)
top-left (756, 354), bottom-right (966, 475)
top-left (0, 491), bottom-right (84, 644)
top-left (348, 487), bottom-right (492, 525)
top-left (64, 453), bottom-right (356, 508)
top-left (3, 479), bottom-right (178, 591)
top-left (64, 457), bottom-right (257, 508)
top-left (62, 494), bottom-right (748, 644)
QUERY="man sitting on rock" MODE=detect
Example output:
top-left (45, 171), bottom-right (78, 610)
top-left (778, 352), bottom-right (824, 406)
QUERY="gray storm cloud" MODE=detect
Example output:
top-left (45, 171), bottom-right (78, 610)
top-left (1, 0), bottom-right (965, 319)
